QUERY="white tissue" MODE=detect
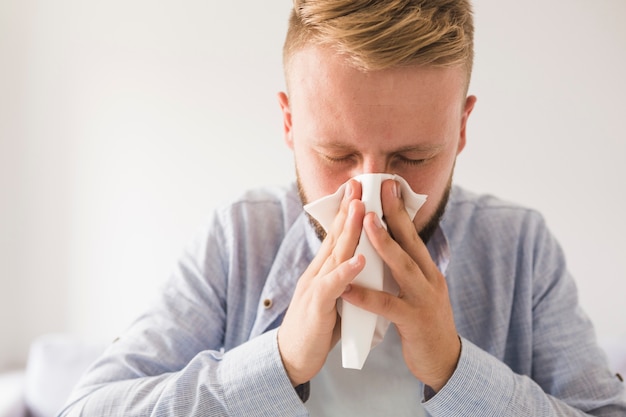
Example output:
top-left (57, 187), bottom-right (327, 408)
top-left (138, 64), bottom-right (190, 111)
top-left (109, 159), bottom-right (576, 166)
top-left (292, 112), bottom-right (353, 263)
top-left (303, 173), bottom-right (427, 369)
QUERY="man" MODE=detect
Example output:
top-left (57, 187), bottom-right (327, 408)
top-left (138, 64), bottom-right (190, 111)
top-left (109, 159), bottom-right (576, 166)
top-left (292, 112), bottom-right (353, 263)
top-left (59, 0), bottom-right (625, 416)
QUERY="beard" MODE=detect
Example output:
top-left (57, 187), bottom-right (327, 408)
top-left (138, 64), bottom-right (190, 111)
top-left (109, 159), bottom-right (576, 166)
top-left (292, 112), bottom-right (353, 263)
top-left (297, 170), bottom-right (452, 245)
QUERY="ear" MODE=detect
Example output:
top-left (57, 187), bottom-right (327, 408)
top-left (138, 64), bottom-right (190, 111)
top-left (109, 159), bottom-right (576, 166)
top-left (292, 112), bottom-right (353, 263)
top-left (278, 92), bottom-right (294, 150)
top-left (457, 95), bottom-right (477, 155)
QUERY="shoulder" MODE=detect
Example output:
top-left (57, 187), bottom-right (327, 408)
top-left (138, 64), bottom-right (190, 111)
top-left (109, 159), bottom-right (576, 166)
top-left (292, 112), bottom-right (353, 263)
top-left (181, 182), bottom-right (304, 288)
top-left (444, 185), bottom-right (547, 241)
top-left (445, 186), bottom-right (543, 225)
top-left (212, 182), bottom-right (302, 231)
top-left (447, 185), bottom-right (542, 220)
top-left (183, 182), bottom-right (302, 260)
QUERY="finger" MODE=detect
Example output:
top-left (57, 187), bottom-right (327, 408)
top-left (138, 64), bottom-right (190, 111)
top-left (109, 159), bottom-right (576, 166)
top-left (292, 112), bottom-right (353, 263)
top-left (341, 283), bottom-right (405, 322)
top-left (318, 180), bottom-right (364, 276)
top-left (319, 199), bottom-right (365, 276)
top-left (380, 179), bottom-right (411, 239)
top-left (302, 180), bottom-right (363, 280)
top-left (380, 180), bottom-right (440, 281)
top-left (316, 254), bottom-right (366, 312)
top-left (363, 212), bottom-right (425, 293)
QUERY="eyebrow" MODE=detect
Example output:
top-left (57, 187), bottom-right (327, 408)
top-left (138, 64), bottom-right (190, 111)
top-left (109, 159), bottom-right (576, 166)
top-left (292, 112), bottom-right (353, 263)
top-left (313, 141), bottom-right (445, 154)
top-left (391, 144), bottom-right (445, 154)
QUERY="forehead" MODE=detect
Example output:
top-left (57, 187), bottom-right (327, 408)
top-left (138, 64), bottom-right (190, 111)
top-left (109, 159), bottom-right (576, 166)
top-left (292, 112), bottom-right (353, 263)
top-left (287, 46), bottom-right (466, 107)
top-left (286, 46), bottom-right (466, 146)
top-left (285, 45), bottom-right (467, 98)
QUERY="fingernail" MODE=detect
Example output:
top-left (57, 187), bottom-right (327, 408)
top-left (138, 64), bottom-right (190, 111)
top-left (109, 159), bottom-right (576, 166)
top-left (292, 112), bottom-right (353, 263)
top-left (348, 254), bottom-right (360, 267)
top-left (392, 181), bottom-right (401, 199)
top-left (344, 181), bottom-right (352, 201)
top-left (372, 214), bottom-right (383, 228)
top-left (343, 284), bottom-right (352, 294)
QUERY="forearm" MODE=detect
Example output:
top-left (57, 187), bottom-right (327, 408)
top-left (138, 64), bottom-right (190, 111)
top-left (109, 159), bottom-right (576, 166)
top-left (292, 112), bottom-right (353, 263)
top-left (423, 338), bottom-right (626, 417)
top-left (58, 330), bottom-right (309, 417)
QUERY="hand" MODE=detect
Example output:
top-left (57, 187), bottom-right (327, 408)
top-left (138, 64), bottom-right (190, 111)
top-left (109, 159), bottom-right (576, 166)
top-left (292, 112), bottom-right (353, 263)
top-left (278, 179), bottom-right (366, 386)
top-left (341, 179), bottom-right (460, 392)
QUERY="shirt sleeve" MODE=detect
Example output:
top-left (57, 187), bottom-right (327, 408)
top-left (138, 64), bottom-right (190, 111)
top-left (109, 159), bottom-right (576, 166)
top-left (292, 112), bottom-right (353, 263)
top-left (423, 210), bottom-right (626, 416)
top-left (423, 337), bottom-right (625, 416)
top-left (56, 208), bottom-right (311, 417)
top-left (57, 329), bottom-right (308, 416)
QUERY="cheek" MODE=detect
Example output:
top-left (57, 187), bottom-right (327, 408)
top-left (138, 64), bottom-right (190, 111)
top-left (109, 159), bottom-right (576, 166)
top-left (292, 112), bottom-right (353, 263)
top-left (401, 160), bottom-right (452, 197)
top-left (402, 159), bottom-right (455, 223)
top-left (294, 146), bottom-right (348, 201)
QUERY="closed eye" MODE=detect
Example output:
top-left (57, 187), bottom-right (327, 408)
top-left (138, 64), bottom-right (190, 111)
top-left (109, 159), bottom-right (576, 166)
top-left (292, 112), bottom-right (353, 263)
top-left (322, 153), bottom-right (356, 164)
top-left (395, 155), bottom-right (426, 166)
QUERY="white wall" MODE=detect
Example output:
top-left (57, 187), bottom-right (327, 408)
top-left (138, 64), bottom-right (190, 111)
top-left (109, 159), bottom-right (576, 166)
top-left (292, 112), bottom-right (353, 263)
top-left (457, 1), bottom-right (626, 341)
top-left (1, 0), bottom-right (624, 371)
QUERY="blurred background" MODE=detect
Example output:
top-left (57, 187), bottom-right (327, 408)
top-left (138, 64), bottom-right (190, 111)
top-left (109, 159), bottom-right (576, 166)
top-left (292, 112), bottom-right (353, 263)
top-left (1, 0), bottom-right (625, 372)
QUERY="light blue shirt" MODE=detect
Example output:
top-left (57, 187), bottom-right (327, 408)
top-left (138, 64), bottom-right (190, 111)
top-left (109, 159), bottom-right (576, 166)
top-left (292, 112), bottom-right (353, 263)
top-left (59, 184), bottom-right (626, 416)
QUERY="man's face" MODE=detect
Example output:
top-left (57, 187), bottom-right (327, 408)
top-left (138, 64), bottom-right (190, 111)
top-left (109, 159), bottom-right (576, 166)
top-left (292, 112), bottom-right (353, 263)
top-left (279, 45), bottom-right (475, 239)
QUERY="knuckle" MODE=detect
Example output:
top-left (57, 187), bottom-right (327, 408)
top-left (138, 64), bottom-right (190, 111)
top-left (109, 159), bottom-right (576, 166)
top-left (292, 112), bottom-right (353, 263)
top-left (380, 294), bottom-right (395, 314)
top-left (322, 231), bottom-right (338, 249)
top-left (402, 258), bottom-right (417, 275)
top-left (327, 250), bottom-right (342, 268)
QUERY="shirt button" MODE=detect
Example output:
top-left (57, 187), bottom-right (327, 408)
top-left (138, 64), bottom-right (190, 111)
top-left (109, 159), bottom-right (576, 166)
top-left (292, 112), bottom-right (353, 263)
top-left (263, 298), bottom-right (273, 309)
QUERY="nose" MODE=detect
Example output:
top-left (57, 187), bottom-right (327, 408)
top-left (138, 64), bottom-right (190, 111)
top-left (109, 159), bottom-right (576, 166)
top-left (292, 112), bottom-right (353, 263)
top-left (357, 155), bottom-right (388, 176)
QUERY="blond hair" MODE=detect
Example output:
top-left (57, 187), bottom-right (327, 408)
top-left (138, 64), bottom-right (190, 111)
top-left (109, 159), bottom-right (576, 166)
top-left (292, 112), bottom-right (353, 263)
top-left (284, 0), bottom-right (474, 82)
